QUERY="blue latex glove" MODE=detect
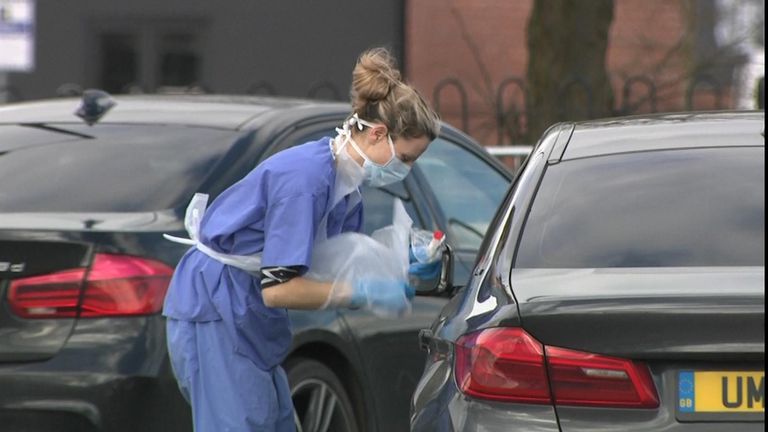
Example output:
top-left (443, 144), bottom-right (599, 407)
top-left (350, 278), bottom-right (412, 314)
top-left (408, 248), bottom-right (442, 282)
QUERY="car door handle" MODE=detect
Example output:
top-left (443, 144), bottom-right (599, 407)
top-left (419, 328), bottom-right (453, 359)
top-left (418, 329), bottom-right (434, 352)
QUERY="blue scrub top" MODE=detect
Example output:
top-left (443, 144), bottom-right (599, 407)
top-left (163, 137), bottom-right (363, 370)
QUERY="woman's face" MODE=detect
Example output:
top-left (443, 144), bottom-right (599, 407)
top-left (356, 127), bottom-right (431, 166)
top-left (390, 135), bottom-right (431, 166)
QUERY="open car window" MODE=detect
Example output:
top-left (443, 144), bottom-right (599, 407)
top-left (416, 138), bottom-right (510, 251)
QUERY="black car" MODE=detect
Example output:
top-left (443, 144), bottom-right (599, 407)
top-left (411, 111), bottom-right (765, 431)
top-left (0, 93), bottom-right (512, 432)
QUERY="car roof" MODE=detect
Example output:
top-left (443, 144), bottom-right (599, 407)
top-left (0, 93), bottom-right (480, 153)
top-left (0, 94), bottom-right (350, 130)
top-left (562, 111), bottom-right (765, 161)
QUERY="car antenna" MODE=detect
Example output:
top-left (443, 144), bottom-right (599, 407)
top-left (75, 89), bottom-right (116, 126)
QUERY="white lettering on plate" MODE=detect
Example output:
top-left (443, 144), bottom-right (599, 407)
top-left (0, 262), bottom-right (26, 272)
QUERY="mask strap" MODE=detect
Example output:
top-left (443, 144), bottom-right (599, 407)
top-left (386, 134), bottom-right (396, 156)
top-left (346, 135), bottom-right (373, 164)
top-left (333, 117), bottom-right (356, 156)
top-left (351, 113), bottom-right (396, 159)
top-left (336, 113), bottom-right (395, 163)
top-left (350, 113), bottom-right (376, 130)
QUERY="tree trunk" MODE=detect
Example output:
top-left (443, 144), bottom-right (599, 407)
top-left (526, 0), bottom-right (615, 142)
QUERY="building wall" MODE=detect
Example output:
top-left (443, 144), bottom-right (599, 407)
top-left (405, 0), bottom-right (735, 145)
top-left (5, 0), bottom-right (404, 101)
top-left (405, 0), bottom-right (531, 144)
top-left (608, 0), bottom-right (711, 113)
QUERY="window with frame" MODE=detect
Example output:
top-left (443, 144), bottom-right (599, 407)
top-left (416, 138), bottom-right (510, 251)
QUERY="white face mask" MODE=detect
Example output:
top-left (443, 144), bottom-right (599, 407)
top-left (335, 114), bottom-right (411, 187)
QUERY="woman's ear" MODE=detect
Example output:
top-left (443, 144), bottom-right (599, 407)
top-left (370, 125), bottom-right (388, 143)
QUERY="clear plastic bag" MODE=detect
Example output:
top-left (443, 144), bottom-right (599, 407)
top-left (305, 198), bottom-right (413, 317)
top-left (410, 228), bottom-right (445, 264)
top-left (407, 228), bottom-right (446, 292)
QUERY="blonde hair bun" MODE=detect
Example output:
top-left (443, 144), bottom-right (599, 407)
top-left (348, 47), bottom-right (440, 140)
top-left (351, 47), bottom-right (402, 104)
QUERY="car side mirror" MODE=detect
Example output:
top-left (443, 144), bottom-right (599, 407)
top-left (412, 244), bottom-right (454, 296)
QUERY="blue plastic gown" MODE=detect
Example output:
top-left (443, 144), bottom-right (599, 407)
top-left (163, 137), bottom-right (363, 432)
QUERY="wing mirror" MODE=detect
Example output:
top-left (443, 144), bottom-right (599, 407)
top-left (411, 244), bottom-right (454, 296)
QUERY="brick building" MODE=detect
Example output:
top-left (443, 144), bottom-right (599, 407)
top-left (405, 0), bottom-right (753, 145)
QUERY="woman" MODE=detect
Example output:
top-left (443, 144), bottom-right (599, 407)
top-left (162, 47), bottom-right (440, 431)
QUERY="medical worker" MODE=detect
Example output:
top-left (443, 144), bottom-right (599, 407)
top-left (162, 47), bottom-right (441, 432)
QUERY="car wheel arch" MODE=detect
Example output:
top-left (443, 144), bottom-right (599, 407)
top-left (285, 342), bottom-right (371, 431)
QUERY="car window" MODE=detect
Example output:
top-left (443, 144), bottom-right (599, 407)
top-left (416, 138), bottom-right (510, 251)
top-left (360, 185), bottom-right (421, 235)
top-left (0, 124), bottom-right (241, 212)
top-left (260, 125), bottom-right (337, 162)
top-left (515, 147), bottom-right (765, 268)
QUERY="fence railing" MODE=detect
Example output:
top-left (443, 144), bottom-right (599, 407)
top-left (431, 72), bottom-right (744, 146)
top-left (483, 145), bottom-right (533, 172)
top-left (484, 145), bottom-right (533, 157)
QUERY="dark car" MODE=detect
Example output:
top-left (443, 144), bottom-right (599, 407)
top-left (0, 93), bottom-right (512, 432)
top-left (411, 111), bottom-right (765, 431)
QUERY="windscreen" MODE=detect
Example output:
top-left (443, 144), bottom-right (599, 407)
top-left (515, 147), bottom-right (765, 268)
top-left (0, 124), bottom-right (242, 212)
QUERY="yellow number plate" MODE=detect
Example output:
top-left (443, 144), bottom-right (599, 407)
top-left (678, 371), bottom-right (765, 413)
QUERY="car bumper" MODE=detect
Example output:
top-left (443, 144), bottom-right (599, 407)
top-left (411, 389), bottom-right (560, 431)
top-left (411, 357), bottom-right (560, 431)
top-left (0, 316), bottom-right (190, 432)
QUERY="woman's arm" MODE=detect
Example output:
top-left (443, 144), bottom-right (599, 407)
top-left (261, 277), bottom-right (343, 309)
top-left (263, 275), bottom-right (412, 316)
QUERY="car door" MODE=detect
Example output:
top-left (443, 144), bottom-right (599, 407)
top-left (344, 134), bottom-right (514, 430)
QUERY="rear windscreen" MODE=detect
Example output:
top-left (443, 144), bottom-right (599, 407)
top-left (515, 147), bottom-right (765, 268)
top-left (0, 124), bottom-right (242, 212)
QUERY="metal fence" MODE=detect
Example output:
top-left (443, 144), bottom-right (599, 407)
top-left (430, 73), bottom-right (746, 146)
top-left (484, 144), bottom-right (532, 172)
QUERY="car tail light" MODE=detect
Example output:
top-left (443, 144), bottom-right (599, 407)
top-left (455, 328), bottom-right (551, 404)
top-left (8, 254), bottom-right (173, 318)
top-left (7, 268), bottom-right (86, 318)
top-left (546, 346), bottom-right (659, 408)
top-left (454, 328), bottom-right (659, 409)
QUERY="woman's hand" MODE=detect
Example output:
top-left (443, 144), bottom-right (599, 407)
top-left (350, 278), bottom-right (412, 314)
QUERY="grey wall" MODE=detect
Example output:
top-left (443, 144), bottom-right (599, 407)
top-left (5, 0), bottom-right (404, 101)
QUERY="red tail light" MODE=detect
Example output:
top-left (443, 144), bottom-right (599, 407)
top-left (7, 268), bottom-right (86, 318)
top-left (454, 328), bottom-right (659, 409)
top-left (546, 346), bottom-right (660, 408)
top-left (8, 254), bottom-right (173, 318)
top-left (455, 328), bottom-right (551, 403)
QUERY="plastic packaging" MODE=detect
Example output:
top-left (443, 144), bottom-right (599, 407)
top-left (410, 229), bottom-right (446, 264)
top-left (306, 198), bottom-right (413, 318)
top-left (408, 229), bottom-right (446, 292)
